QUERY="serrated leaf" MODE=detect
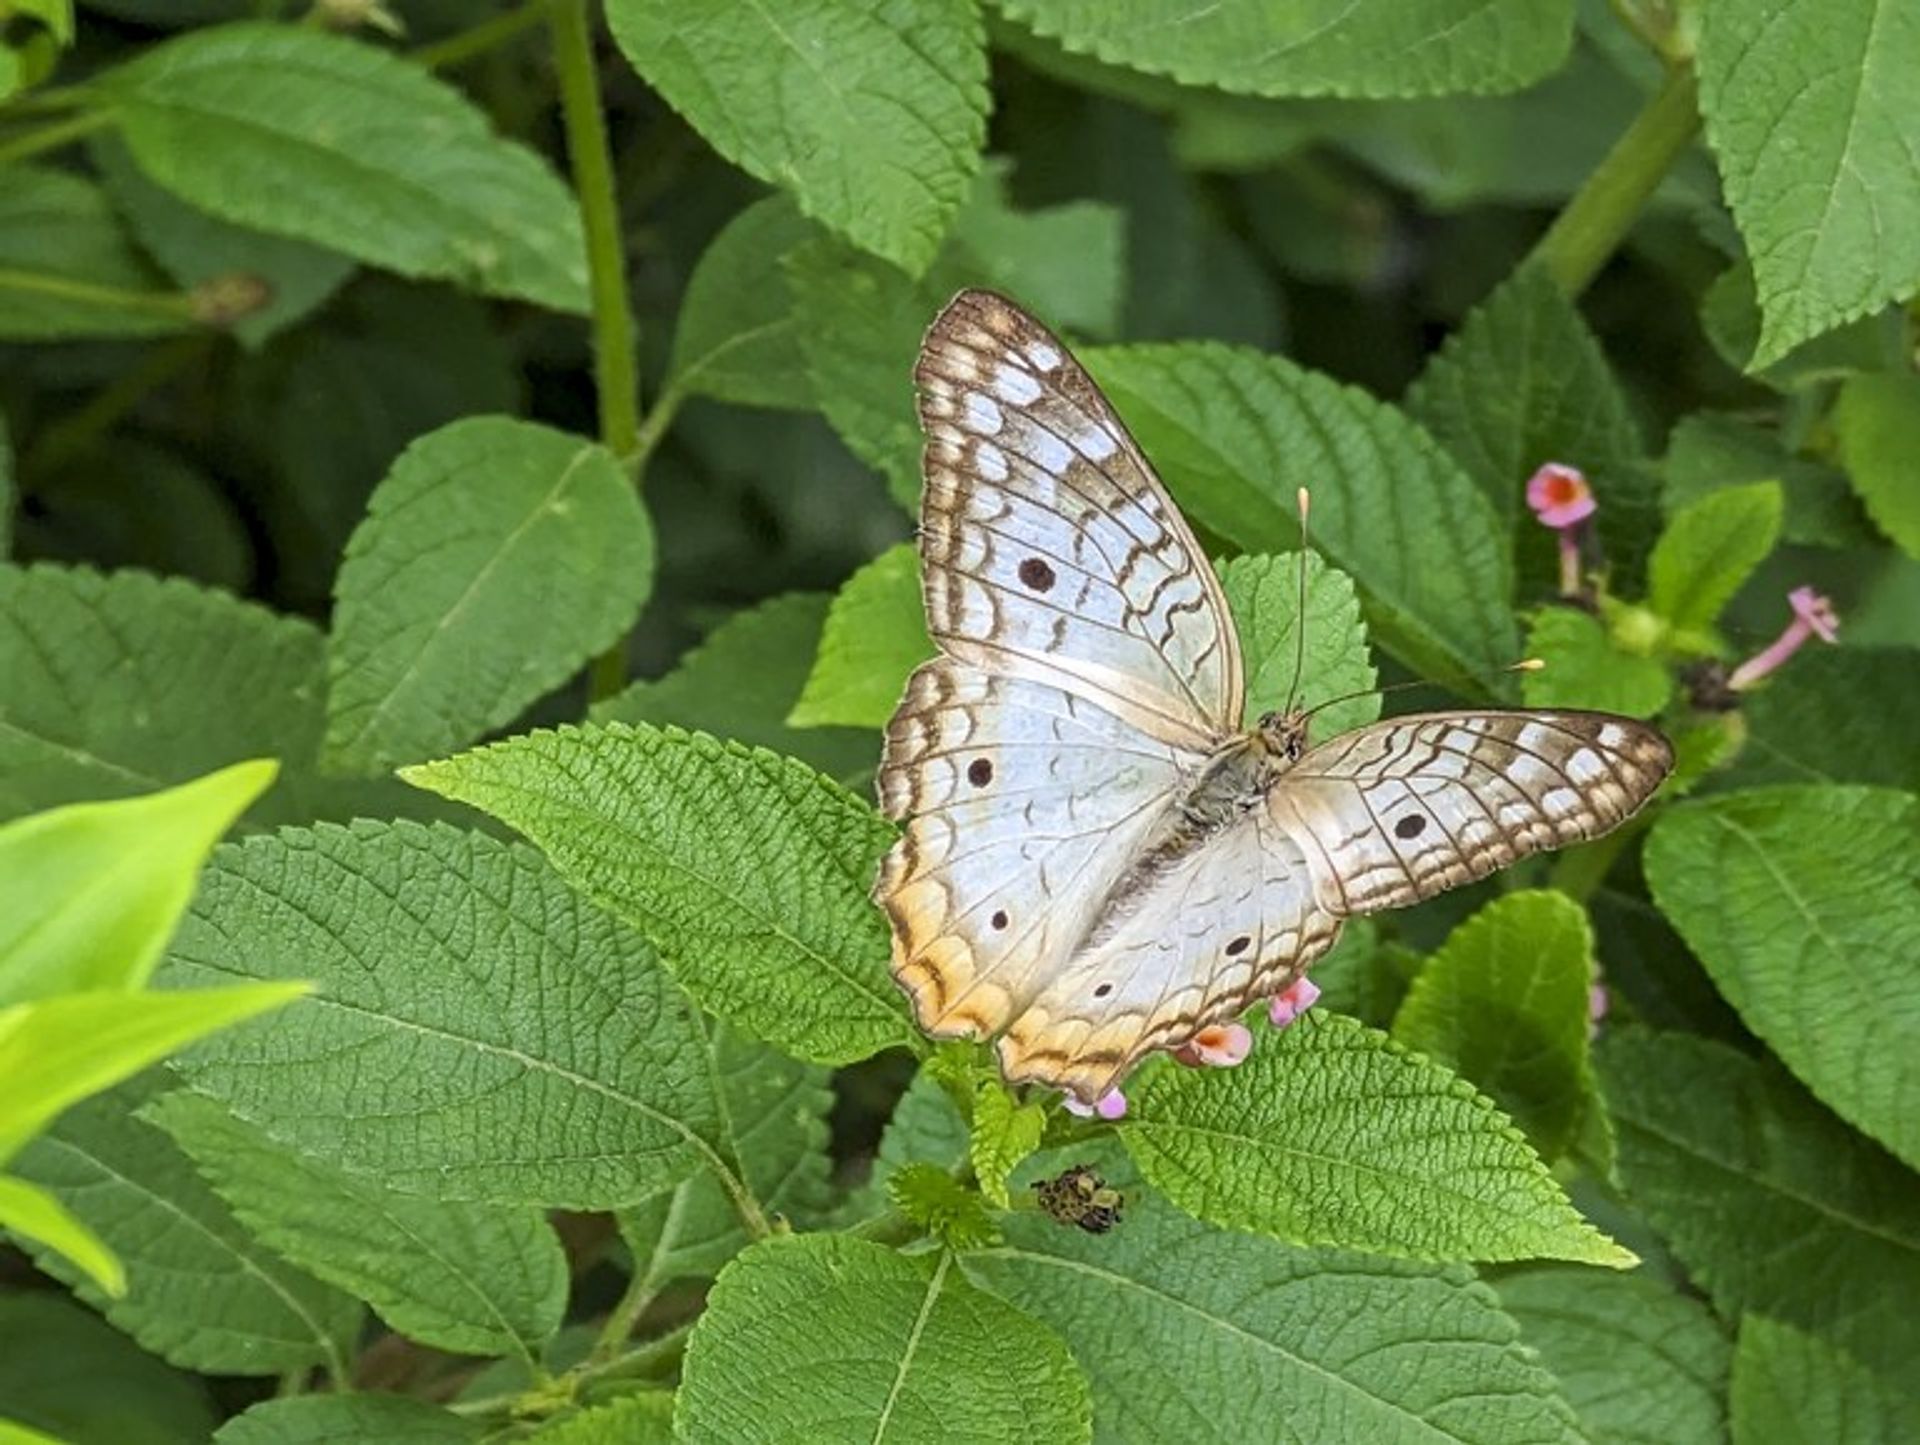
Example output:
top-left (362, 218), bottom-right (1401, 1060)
top-left (1645, 786), bottom-right (1920, 1169)
top-left (789, 545), bottom-right (929, 730)
top-left (1665, 412), bottom-right (1873, 548)
top-left (967, 1154), bottom-right (1581, 1443)
top-left (526, 1394), bottom-right (675, 1444)
top-left (1646, 482), bottom-right (1782, 636)
top-left (1498, 1266), bottom-right (1729, 1445)
top-left (969, 1085), bottom-right (1044, 1208)
top-left (1123, 1012), bottom-right (1628, 1265)
top-left (1085, 344), bottom-right (1517, 690)
top-left (160, 820), bottom-right (732, 1210)
top-left (617, 1018), bottom-right (834, 1284)
top-left (0, 1173), bottom-right (123, 1296)
top-left (594, 593), bottom-right (875, 785)
top-left (0, 164), bottom-right (185, 340)
top-left (9, 1075), bottom-right (361, 1376)
top-left (212, 1395), bottom-right (481, 1444)
top-left (677, 1235), bottom-right (1091, 1444)
top-left (875, 1068), bottom-right (971, 1187)
top-left (89, 133), bottom-right (353, 349)
top-left (606, 0), bottom-right (988, 274)
top-left (1404, 266), bottom-right (1653, 591)
top-left (0, 983), bottom-right (307, 1165)
top-left (107, 24), bottom-right (587, 310)
top-left (667, 197), bottom-right (818, 410)
top-left (994, 0), bottom-right (1574, 99)
top-left (887, 1162), bottom-right (1000, 1250)
top-left (1391, 892), bottom-right (1596, 1162)
top-left (785, 183), bottom-right (1128, 508)
top-left (0, 1292), bottom-right (215, 1445)
top-left (1834, 372), bottom-right (1920, 558)
top-left (1596, 1028), bottom-right (1920, 1385)
top-left (1737, 647), bottom-right (1920, 790)
top-left (150, 1091), bottom-right (567, 1361)
top-left (1522, 608), bottom-right (1671, 718)
top-left (1730, 1316), bottom-right (1920, 1445)
top-left (1218, 551), bottom-right (1378, 735)
top-left (1696, 259), bottom-right (1899, 389)
top-left (404, 723), bottom-right (912, 1066)
top-left (0, 760), bottom-right (273, 1005)
top-left (1696, 0), bottom-right (1920, 364)
top-left (324, 418), bottom-right (654, 775)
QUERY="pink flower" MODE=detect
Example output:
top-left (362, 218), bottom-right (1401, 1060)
top-left (1172, 1022), bottom-right (1254, 1069)
top-left (1268, 977), bottom-right (1321, 1029)
top-left (1063, 1089), bottom-right (1128, 1121)
top-left (1588, 982), bottom-right (1609, 1041)
top-left (1728, 587), bottom-right (1839, 691)
top-left (1526, 463), bottom-right (1597, 528)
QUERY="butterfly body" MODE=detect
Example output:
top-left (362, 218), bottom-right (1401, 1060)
top-left (875, 290), bottom-right (1674, 1105)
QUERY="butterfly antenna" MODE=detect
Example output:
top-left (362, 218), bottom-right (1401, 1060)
top-left (1299, 658), bottom-right (1545, 725)
top-left (1281, 488), bottom-right (1312, 718)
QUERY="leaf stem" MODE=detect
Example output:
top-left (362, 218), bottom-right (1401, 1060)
top-left (1526, 63), bottom-right (1700, 297)
top-left (0, 107), bottom-right (116, 167)
top-left (22, 334), bottom-right (213, 482)
top-left (0, 267), bottom-right (198, 322)
top-left (1550, 809), bottom-right (1655, 902)
top-left (412, 0), bottom-right (554, 71)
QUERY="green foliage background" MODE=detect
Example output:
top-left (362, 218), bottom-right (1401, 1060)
top-left (1, 0), bottom-right (1917, 1441)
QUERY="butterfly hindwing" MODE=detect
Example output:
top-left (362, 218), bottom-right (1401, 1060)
top-left (914, 289), bottom-right (1242, 752)
top-left (1270, 710), bottom-right (1674, 916)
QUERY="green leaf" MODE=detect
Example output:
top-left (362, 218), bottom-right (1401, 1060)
top-left (1122, 1012), bottom-right (1629, 1265)
top-left (9, 1075), bottom-right (361, 1376)
top-left (886, 1162), bottom-right (1001, 1251)
top-left (1834, 372), bottom-right (1920, 557)
top-left (89, 134), bottom-right (354, 350)
top-left (1646, 482), bottom-right (1782, 636)
top-left (212, 1395), bottom-right (481, 1444)
top-left (606, 0), bottom-right (988, 274)
top-left (1731, 1315), bottom-right (1920, 1445)
top-left (0, 416), bottom-right (12, 559)
top-left (617, 1019), bottom-right (834, 1284)
top-left (1406, 268), bottom-right (1644, 534)
top-left (1085, 344), bottom-right (1517, 689)
top-left (0, 1292), bottom-right (215, 1445)
top-left (159, 820), bottom-right (733, 1210)
top-left (969, 1084), bottom-right (1045, 1209)
top-left (677, 1235), bottom-right (1091, 1444)
top-left (1696, 0), bottom-right (1920, 364)
top-left (0, 165), bottom-right (186, 340)
top-left (785, 182), bottom-right (1128, 508)
top-left (107, 24), bottom-right (587, 310)
top-left (1644, 786), bottom-right (1920, 1169)
top-left (874, 1068), bottom-right (971, 1189)
top-left (0, 760), bottom-right (275, 1005)
top-left (1737, 648), bottom-right (1920, 790)
top-left (323, 418), bottom-right (654, 775)
top-left (0, 983), bottom-right (307, 1165)
top-left (1498, 1266), bottom-right (1729, 1445)
top-left (150, 1091), bottom-right (568, 1362)
top-left (968, 1153), bottom-right (1581, 1443)
top-left (789, 544), bottom-right (929, 730)
top-left (403, 723), bottom-right (913, 1066)
top-left (1596, 1028), bottom-right (1920, 1384)
top-left (1391, 891), bottom-right (1597, 1162)
top-left (1522, 608), bottom-right (1672, 718)
top-left (0, 1173), bottom-right (123, 1296)
top-left (667, 197), bottom-right (818, 410)
top-left (526, 1395), bottom-right (675, 1444)
top-left (1218, 551), bottom-right (1378, 735)
top-left (1665, 412), bottom-right (1873, 549)
top-left (994, 0), bottom-right (1574, 99)
top-left (594, 592), bottom-right (876, 785)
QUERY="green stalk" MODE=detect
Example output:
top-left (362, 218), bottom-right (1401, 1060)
top-left (0, 268), bottom-right (198, 321)
top-left (413, 0), bottom-right (554, 72)
top-left (1526, 64), bottom-right (1701, 297)
top-left (0, 108), bottom-right (116, 167)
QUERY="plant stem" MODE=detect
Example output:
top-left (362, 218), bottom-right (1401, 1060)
top-left (23, 334), bottom-right (213, 482)
top-left (550, 0), bottom-right (648, 701)
top-left (413, 0), bottom-right (553, 71)
top-left (1550, 810), bottom-right (1654, 902)
top-left (0, 107), bottom-right (116, 167)
top-left (0, 268), bottom-right (198, 322)
top-left (1527, 63), bottom-right (1700, 297)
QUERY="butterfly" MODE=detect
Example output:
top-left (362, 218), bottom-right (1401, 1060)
top-left (873, 289), bottom-right (1673, 1106)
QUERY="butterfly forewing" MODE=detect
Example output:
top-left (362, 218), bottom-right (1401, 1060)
top-left (913, 288), bottom-right (1242, 752)
top-left (1271, 711), bottom-right (1674, 916)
